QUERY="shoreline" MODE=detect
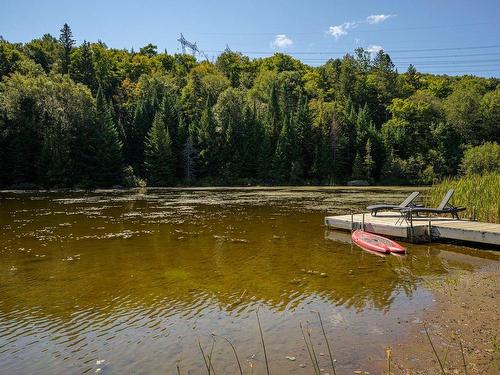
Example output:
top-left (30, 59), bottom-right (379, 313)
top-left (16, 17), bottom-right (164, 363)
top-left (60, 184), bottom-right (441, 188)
top-left (0, 185), bottom-right (428, 193)
top-left (394, 263), bottom-right (500, 374)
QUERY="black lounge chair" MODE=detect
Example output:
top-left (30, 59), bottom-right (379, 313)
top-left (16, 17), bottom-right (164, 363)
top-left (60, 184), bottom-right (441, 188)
top-left (401, 189), bottom-right (465, 220)
top-left (367, 191), bottom-right (420, 216)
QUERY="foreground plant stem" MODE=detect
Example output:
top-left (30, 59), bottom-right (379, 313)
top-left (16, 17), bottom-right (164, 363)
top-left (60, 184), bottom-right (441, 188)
top-left (424, 323), bottom-right (446, 375)
top-left (317, 311), bottom-right (337, 375)
top-left (256, 308), bottom-right (270, 375)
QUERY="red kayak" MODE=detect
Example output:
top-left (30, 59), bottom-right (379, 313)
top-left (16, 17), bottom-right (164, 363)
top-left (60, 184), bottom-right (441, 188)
top-left (352, 230), bottom-right (406, 254)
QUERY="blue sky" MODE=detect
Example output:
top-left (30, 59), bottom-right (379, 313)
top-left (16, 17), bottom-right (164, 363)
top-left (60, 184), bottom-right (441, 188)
top-left (2, 0), bottom-right (500, 76)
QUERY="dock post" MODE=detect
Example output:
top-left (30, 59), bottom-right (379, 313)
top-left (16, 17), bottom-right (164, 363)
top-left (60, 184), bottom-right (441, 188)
top-left (428, 219), bottom-right (432, 243)
top-left (351, 213), bottom-right (354, 232)
top-left (409, 209), bottom-right (414, 242)
top-left (362, 213), bottom-right (365, 231)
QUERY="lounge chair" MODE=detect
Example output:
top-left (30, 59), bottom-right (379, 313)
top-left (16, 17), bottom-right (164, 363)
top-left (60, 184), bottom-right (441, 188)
top-left (367, 191), bottom-right (420, 216)
top-left (401, 189), bottom-right (465, 220)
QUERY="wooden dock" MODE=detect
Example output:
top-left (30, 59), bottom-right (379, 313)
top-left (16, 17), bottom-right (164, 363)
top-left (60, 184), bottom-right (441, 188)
top-left (325, 212), bottom-right (500, 246)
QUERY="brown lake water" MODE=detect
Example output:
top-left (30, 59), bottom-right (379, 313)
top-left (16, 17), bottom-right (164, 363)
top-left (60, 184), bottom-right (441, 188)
top-left (0, 187), bottom-right (498, 375)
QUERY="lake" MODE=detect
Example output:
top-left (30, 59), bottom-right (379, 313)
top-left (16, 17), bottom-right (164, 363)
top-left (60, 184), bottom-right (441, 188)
top-left (0, 187), bottom-right (497, 374)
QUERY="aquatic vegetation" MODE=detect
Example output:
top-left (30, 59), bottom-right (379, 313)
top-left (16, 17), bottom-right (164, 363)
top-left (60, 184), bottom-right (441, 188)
top-left (427, 172), bottom-right (500, 223)
top-left (177, 315), bottom-right (474, 375)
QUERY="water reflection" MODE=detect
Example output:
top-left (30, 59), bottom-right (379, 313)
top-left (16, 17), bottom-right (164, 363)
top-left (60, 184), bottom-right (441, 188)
top-left (0, 188), bottom-right (497, 374)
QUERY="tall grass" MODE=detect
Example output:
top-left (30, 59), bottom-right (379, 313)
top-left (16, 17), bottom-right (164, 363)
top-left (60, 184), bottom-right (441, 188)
top-left (427, 172), bottom-right (500, 223)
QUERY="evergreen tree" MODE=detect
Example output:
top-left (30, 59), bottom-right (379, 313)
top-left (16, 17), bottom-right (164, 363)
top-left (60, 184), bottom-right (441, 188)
top-left (355, 104), bottom-right (371, 151)
top-left (159, 92), bottom-right (180, 172)
top-left (91, 87), bottom-right (123, 186)
top-left (331, 105), bottom-right (355, 182)
top-left (39, 125), bottom-right (72, 187)
top-left (363, 139), bottom-right (375, 180)
top-left (182, 133), bottom-right (198, 182)
top-left (6, 98), bottom-right (39, 185)
top-left (196, 100), bottom-right (219, 177)
top-left (351, 152), bottom-right (365, 180)
top-left (59, 23), bottom-right (75, 74)
top-left (273, 115), bottom-right (294, 181)
top-left (144, 111), bottom-right (175, 186)
top-left (269, 82), bottom-right (282, 144)
top-left (294, 94), bottom-right (313, 178)
top-left (241, 104), bottom-right (263, 178)
top-left (124, 90), bottom-right (159, 175)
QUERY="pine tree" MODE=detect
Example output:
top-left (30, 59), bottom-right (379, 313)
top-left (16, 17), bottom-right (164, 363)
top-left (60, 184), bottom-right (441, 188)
top-left (39, 125), bottom-right (72, 187)
top-left (221, 118), bottom-right (240, 180)
top-left (160, 92), bottom-right (180, 171)
top-left (91, 87), bottom-right (123, 186)
top-left (294, 94), bottom-right (313, 179)
top-left (182, 133), bottom-right (198, 182)
top-left (241, 104), bottom-right (262, 178)
top-left (144, 111), bottom-right (175, 186)
top-left (405, 64), bottom-right (421, 91)
top-left (351, 152), bottom-right (365, 180)
top-left (197, 101), bottom-right (219, 177)
top-left (355, 104), bottom-right (371, 151)
top-left (59, 23), bottom-right (75, 74)
top-left (331, 108), bottom-right (352, 182)
top-left (363, 139), bottom-right (375, 180)
top-left (124, 90), bottom-right (158, 175)
top-left (269, 82), bottom-right (282, 145)
top-left (273, 115), bottom-right (294, 181)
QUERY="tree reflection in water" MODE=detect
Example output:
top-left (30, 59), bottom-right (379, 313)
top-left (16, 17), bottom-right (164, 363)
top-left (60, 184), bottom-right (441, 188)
top-left (0, 188), bottom-right (495, 374)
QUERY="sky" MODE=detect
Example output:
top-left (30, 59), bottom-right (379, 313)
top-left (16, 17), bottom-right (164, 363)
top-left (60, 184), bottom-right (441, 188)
top-left (2, 0), bottom-right (500, 77)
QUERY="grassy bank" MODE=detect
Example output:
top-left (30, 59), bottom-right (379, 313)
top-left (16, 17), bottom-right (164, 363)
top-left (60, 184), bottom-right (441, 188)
top-left (427, 172), bottom-right (500, 223)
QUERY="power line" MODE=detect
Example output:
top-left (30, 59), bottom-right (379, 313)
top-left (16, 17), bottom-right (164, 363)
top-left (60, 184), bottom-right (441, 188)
top-left (297, 52), bottom-right (500, 61)
top-left (205, 44), bottom-right (500, 55)
top-left (406, 69), bottom-right (500, 73)
top-left (297, 58), bottom-right (500, 63)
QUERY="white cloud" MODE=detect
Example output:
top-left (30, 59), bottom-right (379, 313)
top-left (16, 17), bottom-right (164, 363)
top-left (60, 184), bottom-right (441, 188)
top-left (366, 14), bottom-right (395, 24)
top-left (328, 22), bottom-right (355, 39)
top-left (328, 14), bottom-right (395, 39)
top-left (367, 45), bottom-right (383, 55)
top-left (271, 34), bottom-right (293, 49)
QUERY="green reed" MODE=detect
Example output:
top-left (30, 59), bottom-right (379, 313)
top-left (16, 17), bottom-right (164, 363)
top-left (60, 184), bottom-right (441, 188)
top-left (256, 309), bottom-right (271, 375)
top-left (424, 324), bottom-right (446, 375)
top-left (183, 316), bottom-right (475, 375)
top-left (317, 311), bottom-right (337, 375)
top-left (427, 172), bottom-right (500, 223)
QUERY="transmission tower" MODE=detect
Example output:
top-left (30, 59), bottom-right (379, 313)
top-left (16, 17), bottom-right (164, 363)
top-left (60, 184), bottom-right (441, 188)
top-left (177, 33), bottom-right (199, 56)
top-left (177, 33), bottom-right (210, 61)
top-left (224, 44), bottom-right (232, 53)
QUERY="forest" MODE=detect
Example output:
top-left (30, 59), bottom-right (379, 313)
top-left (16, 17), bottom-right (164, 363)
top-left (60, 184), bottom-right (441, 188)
top-left (0, 24), bottom-right (499, 188)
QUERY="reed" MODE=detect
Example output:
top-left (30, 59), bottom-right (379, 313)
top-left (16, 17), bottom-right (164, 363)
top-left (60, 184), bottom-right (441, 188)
top-left (189, 315), bottom-right (476, 374)
top-left (317, 311), bottom-right (337, 375)
top-left (256, 309), bottom-right (271, 375)
top-left (459, 340), bottom-right (469, 375)
top-left (214, 335), bottom-right (243, 375)
top-left (299, 321), bottom-right (320, 375)
top-left (208, 338), bottom-right (216, 375)
top-left (306, 322), bottom-right (321, 373)
top-left (423, 324), bottom-right (446, 375)
top-left (427, 172), bottom-right (500, 223)
top-left (198, 339), bottom-right (211, 375)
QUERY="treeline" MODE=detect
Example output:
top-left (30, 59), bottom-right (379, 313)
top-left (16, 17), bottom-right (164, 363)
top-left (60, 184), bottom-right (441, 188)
top-left (0, 24), bottom-right (499, 188)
